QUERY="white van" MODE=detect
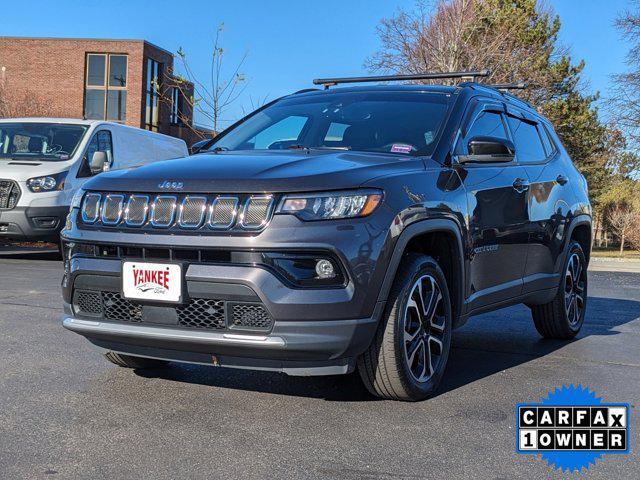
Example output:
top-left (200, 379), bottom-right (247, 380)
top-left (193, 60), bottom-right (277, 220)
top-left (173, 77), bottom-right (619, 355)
top-left (0, 118), bottom-right (188, 243)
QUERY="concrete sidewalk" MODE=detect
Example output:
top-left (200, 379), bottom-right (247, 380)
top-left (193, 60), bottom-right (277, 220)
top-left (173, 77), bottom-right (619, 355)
top-left (589, 256), bottom-right (640, 273)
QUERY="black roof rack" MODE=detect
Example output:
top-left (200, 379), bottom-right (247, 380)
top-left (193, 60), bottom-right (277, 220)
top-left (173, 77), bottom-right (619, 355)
top-left (489, 83), bottom-right (528, 90)
top-left (312, 70), bottom-right (491, 89)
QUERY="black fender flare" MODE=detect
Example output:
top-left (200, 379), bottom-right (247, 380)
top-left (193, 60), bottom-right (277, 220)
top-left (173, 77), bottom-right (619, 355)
top-left (375, 218), bottom-right (466, 328)
top-left (562, 214), bottom-right (592, 267)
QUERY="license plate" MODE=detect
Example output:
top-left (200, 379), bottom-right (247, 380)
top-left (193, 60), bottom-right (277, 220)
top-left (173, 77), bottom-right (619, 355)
top-left (122, 261), bottom-right (182, 303)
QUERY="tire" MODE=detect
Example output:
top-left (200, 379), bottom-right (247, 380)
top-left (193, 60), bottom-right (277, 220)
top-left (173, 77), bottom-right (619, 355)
top-left (357, 253), bottom-right (453, 401)
top-left (104, 351), bottom-right (169, 369)
top-left (530, 241), bottom-right (587, 339)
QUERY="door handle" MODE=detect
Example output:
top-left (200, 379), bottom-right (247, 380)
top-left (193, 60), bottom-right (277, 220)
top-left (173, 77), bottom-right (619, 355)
top-left (556, 174), bottom-right (569, 185)
top-left (512, 178), bottom-right (530, 193)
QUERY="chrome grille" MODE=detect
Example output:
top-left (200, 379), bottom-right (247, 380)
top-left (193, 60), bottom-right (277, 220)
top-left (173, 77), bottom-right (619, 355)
top-left (79, 193), bottom-right (274, 232)
top-left (125, 195), bottom-right (149, 226)
top-left (241, 196), bottom-right (274, 229)
top-left (179, 196), bottom-right (207, 228)
top-left (101, 194), bottom-right (124, 225)
top-left (209, 196), bottom-right (238, 229)
top-left (151, 196), bottom-right (177, 227)
top-left (0, 180), bottom-right (20, 209)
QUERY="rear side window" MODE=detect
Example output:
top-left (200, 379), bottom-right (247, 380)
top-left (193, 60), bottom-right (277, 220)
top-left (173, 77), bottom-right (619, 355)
top-left (539, 124), bottom-right (556, 157)
top-left (507, 117), bottom-right (546, 164)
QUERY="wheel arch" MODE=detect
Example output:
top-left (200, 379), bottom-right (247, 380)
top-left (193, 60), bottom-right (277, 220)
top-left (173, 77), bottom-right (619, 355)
top-left (567, 216), bottom-right (592, 265)
top-left (376, 219), bottom-right (466, 328)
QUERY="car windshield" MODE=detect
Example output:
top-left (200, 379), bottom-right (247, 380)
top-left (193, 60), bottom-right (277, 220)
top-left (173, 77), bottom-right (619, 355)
top-left (207, 91), bottom-right (451, 156)
top-left (0, 122), bottom-right (88, 161)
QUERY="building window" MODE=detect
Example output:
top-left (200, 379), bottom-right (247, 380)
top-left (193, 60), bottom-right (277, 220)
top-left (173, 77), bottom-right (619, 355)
top-left (170, 87), bottom-right (181, 125)
top-left (145, 58), bottom-right (162, 131)
top-left (84, 54), bottom-right (127, 122)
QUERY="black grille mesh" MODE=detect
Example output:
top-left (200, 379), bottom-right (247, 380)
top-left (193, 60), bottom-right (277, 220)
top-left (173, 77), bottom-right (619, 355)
top-left (102, 291), bottom-right (143, 322)
top-left (177, 298), bottom-right (225, 329)
top-left (125, 195), bottom-right (149, 226)
top-left (72, 289), bottom-right (273, 332)
top-left (231, 303), bottom-right (272, 329)
top-left (179, 196), bottom-right (207, 228)
top-left (0, 180), bottom-right (20, 209)
top-left (151, 196), bottom-right (176, 226)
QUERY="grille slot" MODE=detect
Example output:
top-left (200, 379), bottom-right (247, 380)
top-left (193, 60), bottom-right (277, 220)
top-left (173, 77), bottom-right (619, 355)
top-left (101, 194), bottom-right (124, 225)
top-left (151, 196), bottom-right (177, 227)
top-left (241, 196), bottom-right (274, 229)
top-left (231, 303), bottom-right (273, 330)
top-left (125, 195), bottom-right (150, 226)
top-left (179, 196), bottom-right (207, 228)
top-left (177, 298), bottom-right (226, 329)
top-left (81, 193), bottom-right (101, 223)
top-left (0, 180), bottom-right (20, 209)
top-left (102, 291), bottom-right (143, 322)
top-left (209, 196), bottom-right (238, 229)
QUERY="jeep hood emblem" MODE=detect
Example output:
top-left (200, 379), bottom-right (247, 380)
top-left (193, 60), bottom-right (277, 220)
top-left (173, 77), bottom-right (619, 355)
top-left (158, 181), bottom-right (184, 190)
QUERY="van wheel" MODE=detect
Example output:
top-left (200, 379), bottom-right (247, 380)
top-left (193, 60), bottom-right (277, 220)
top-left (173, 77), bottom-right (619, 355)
top-left (357, 253), bottom-right (452, 401)
top-left (104, 351), bottom-right (169, 369)
top-left (530, 241), bottom-right (587, 339)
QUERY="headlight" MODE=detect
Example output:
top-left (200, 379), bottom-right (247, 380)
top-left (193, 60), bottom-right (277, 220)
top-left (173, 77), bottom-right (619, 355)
top-left (70, 188), bottom-right (85, 210)
top-left (277, 190), bottom-right (382, 221)
top-left (26, 171), bottom-right (68, 193)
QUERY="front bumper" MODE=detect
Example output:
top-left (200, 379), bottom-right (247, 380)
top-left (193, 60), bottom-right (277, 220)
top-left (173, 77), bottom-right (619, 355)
top-left (62, 311), bottom-right (379, 375)
top-left (0, 206), bottom-right (68, 241)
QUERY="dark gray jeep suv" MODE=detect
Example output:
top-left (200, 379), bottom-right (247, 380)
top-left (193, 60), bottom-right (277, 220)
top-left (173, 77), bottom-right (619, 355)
top-left (61, 73), bottom-right (591, 401)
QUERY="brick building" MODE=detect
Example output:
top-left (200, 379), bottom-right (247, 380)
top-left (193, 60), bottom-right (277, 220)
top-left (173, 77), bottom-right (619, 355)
top-left (0, 37), bottom-right (204, 145)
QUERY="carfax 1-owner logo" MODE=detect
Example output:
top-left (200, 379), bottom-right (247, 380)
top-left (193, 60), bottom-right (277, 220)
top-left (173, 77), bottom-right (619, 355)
top-left (516, 385), bottom-right (631, 472)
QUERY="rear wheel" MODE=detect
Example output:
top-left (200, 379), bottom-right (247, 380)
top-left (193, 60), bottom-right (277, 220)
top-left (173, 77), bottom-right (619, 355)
top-left (530, 241), bottom-right (587, 339)
top-left (104, 351), bottom-right (169, 369)
top-left (358, 253), bottom-right (452, 401)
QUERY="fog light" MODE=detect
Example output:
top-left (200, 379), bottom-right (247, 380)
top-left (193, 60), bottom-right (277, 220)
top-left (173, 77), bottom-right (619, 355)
top-left (315, 259), bottom-right (336, 279)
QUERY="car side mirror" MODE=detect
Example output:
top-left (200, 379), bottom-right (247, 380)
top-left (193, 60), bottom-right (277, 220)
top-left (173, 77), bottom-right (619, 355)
top-left (90, 151), bottom-right (109, 174)
top-left (458, 136), bottom-right (515, 163)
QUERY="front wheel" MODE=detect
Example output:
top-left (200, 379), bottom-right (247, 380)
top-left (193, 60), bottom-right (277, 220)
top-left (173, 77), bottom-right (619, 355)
top-left (530, 241), bottom-right (587, 339)
top-left (357, 253), bottom-right (452, 401)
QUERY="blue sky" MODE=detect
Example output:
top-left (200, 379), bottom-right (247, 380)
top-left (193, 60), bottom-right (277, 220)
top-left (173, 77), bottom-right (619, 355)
top-left (2, 0), bottom-right (633, 128)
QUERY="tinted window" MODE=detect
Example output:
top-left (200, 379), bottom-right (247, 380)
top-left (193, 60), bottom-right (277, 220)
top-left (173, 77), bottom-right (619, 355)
top-left (79, 130), bottom-right (113, 177)
top-left (457, 110), bottom-right (508, 155)
top-left (507, 117), bottom-right (546, 163)
top-left (87, 54), bottom-right (106, 86)
top-left (108, 55), bottom-right (127, 87)
top-left (539, 124), bottom-right (556, 157)
top-left (208, 91), bottom-right (451, 156)
top-left (251, 115), bottom-right (308, 149)
top-left (467, 111), bottom-right (508, 139)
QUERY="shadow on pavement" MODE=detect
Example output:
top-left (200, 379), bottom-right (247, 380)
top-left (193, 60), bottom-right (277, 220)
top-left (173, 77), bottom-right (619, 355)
top-left (135, 295), bottom-right (640, 402)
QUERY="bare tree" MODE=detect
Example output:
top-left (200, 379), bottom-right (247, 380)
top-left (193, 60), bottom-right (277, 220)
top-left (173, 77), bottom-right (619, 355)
top-left (366, 0), bottom-right (578, 105)
top-left (608, 206), bottom-right (638, 254)
top-left (169, 23), bottom-right (248, 134)
top-left (611, 0), bottom-right (640, 150)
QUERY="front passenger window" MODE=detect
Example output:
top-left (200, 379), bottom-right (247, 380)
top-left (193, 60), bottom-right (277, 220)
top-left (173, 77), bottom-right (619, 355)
top-left (456, 110), bottom-right (508, 155)
top-left (78, 130), bottom-right (113, 177)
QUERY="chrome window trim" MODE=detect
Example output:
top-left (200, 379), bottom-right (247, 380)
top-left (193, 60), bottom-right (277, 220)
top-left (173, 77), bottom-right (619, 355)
top-left (240, 195), bottom-right (275, 230)
top-left (124, 194), bottom-right (150, 227)
top-left (150, 195), bottom-right (177, 228)
top-left (178, 195), bottom-right (207, 229)
top-left (81, 193), bottom-right (102, 224)
top-left (208, 196), bottom-right (239, 230)
top-left (100, 193), bottom-right (124, 226)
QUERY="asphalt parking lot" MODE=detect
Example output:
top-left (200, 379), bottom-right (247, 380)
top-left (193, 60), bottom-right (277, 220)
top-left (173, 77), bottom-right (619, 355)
top-left (0, 253), bottom-right (638, 479)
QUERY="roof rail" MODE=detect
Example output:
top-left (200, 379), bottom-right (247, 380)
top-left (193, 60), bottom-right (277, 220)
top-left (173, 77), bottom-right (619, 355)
top-left (312, 70), bottom-right (491, 89)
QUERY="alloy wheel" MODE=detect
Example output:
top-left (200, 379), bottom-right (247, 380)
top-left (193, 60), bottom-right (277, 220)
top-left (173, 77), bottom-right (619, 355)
top-left (564, 253), bottom-right (586, 326)
top-left (403, 275), bottom-right (446, 383)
